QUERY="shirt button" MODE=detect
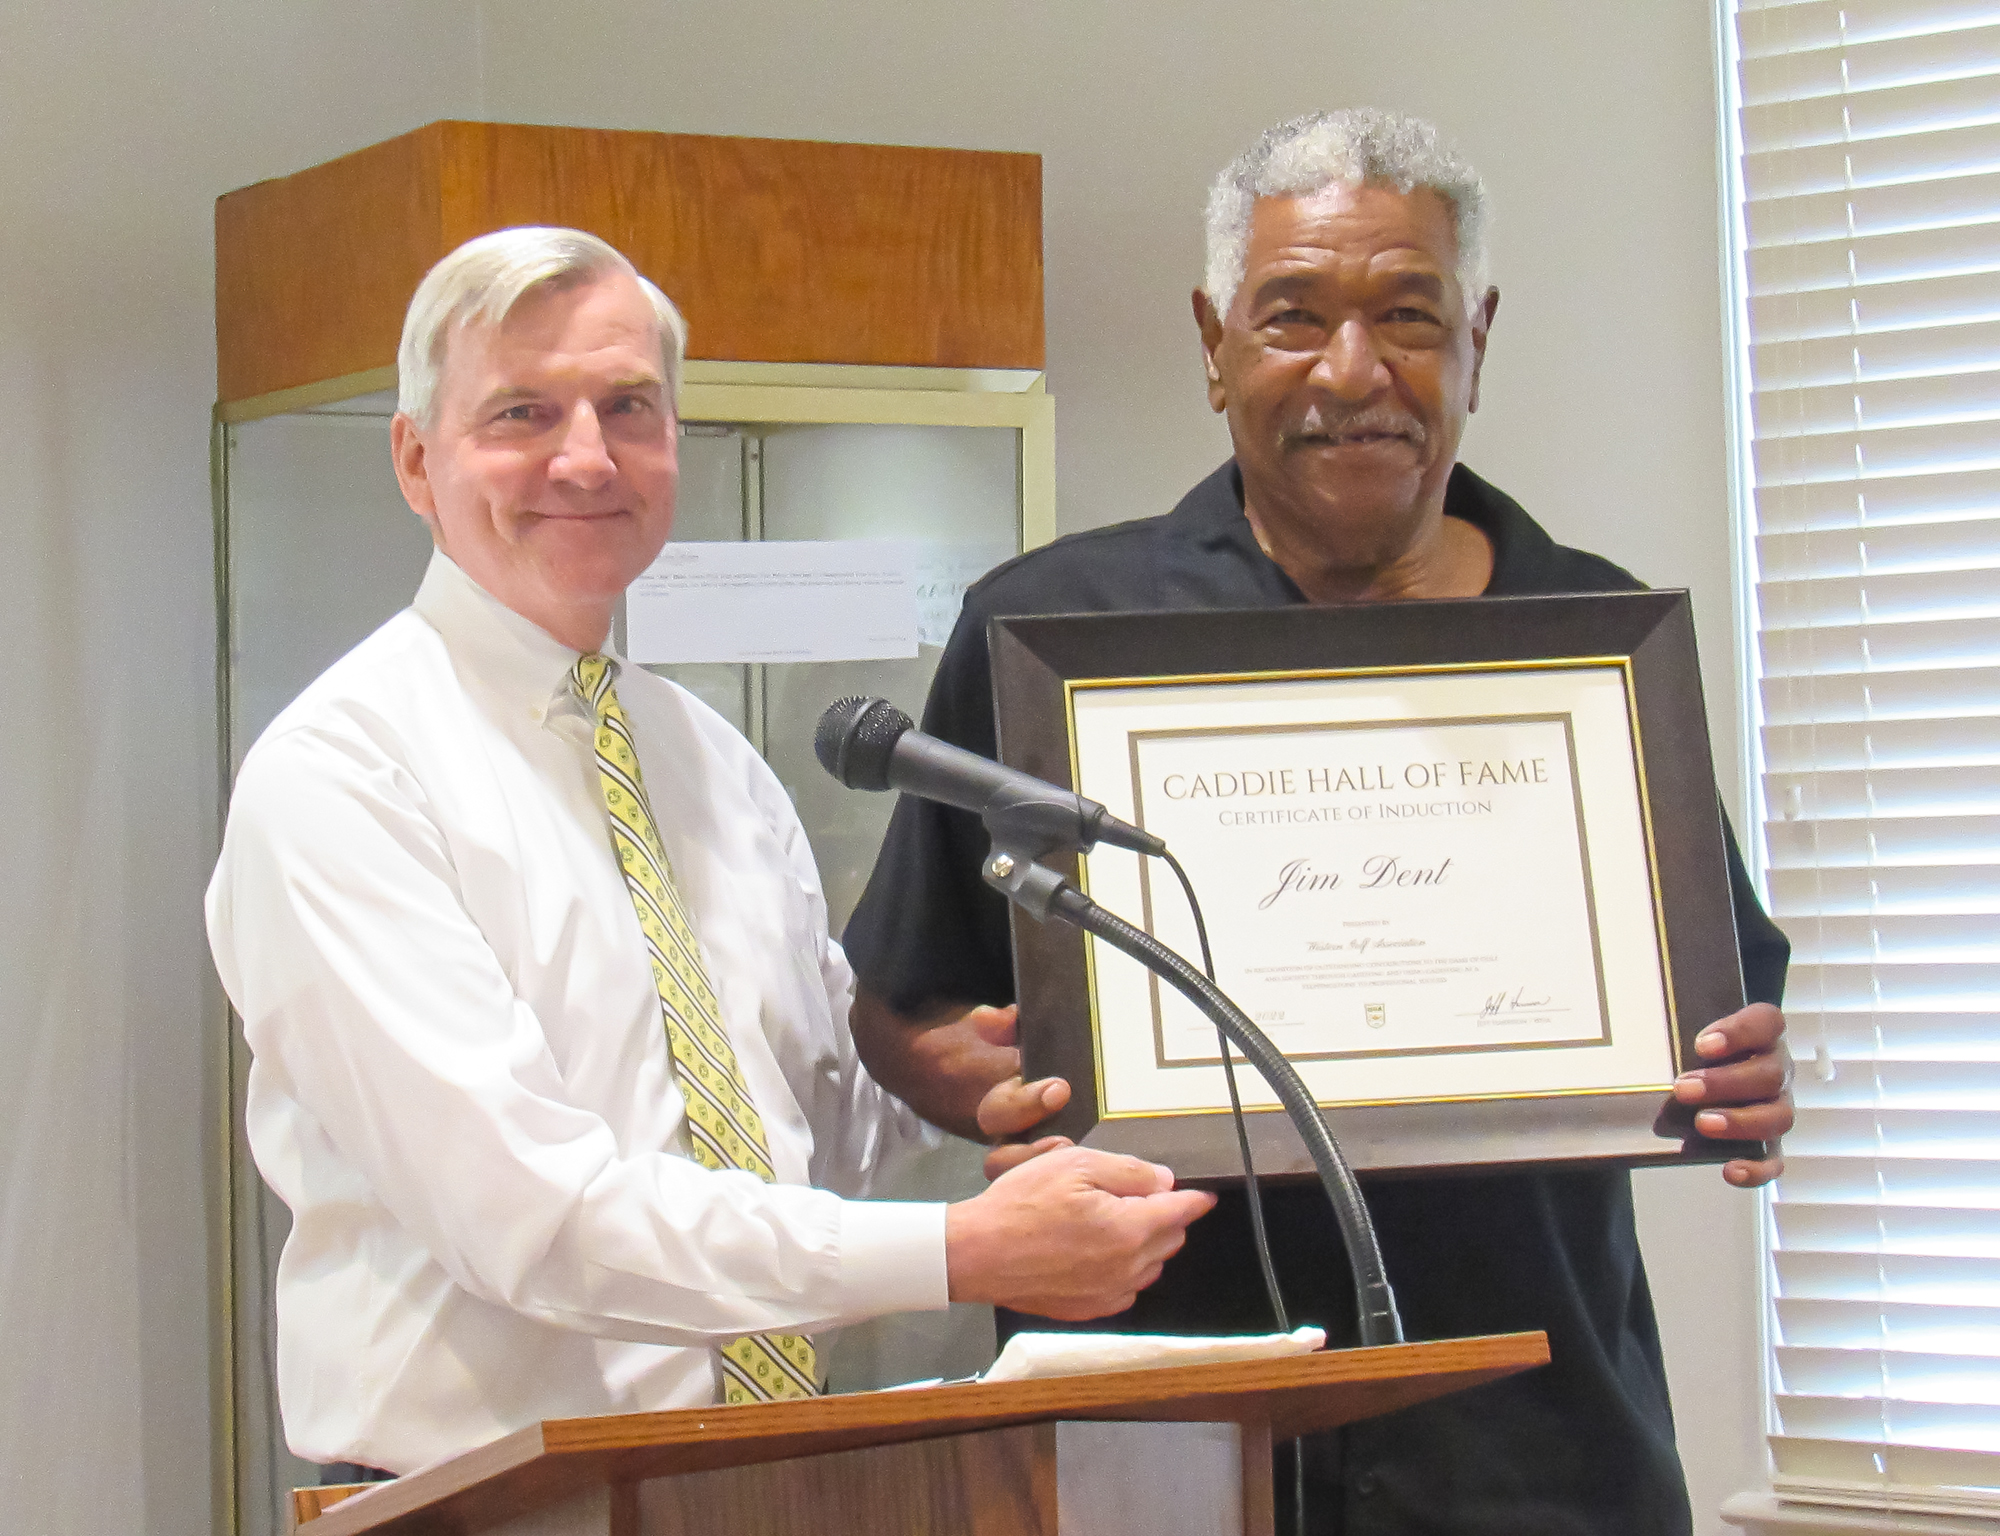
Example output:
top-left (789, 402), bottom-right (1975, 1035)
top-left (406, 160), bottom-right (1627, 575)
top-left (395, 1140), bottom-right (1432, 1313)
top-left (1354, 1472), bottom-right (1379, 1496)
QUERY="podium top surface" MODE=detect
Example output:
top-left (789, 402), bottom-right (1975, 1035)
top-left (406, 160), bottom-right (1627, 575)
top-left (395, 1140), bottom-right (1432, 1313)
top-left (301, 1332), bottom-right (1546, 1534)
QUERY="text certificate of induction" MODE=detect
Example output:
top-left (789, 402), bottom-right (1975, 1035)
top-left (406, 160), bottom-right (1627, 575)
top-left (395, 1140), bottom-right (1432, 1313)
top-left (1067, 663), bottom-right (1677, 1118)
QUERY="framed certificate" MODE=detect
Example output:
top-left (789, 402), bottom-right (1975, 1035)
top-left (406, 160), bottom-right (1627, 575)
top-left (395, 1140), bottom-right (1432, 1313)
top-left (991, 591), bottom-right (1758, 1178)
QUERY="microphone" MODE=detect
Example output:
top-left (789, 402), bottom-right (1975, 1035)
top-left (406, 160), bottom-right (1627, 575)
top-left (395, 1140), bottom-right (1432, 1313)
top-left (814, 696), bottom-right (1165, 857)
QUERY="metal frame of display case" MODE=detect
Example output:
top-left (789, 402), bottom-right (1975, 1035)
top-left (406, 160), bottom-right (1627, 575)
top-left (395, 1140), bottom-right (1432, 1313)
top-left (217, 363), bottom-right (1054, 556)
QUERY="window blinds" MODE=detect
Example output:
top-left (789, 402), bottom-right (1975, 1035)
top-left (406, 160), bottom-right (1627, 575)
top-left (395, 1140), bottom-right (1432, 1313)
top-left (1733, 0), bottom-right (2000, 1515)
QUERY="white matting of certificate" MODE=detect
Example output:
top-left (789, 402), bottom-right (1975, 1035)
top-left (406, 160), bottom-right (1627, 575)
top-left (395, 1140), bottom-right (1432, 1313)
top-left (1068, 664), bottom-right (1674, 1116)
top-left (628, 540), bottom-right (918, 664)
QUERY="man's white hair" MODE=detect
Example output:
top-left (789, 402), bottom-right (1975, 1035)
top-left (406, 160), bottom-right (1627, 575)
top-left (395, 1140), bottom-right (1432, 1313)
top-left (396, 226), bottom-right (688, 427)
top-left (1203, 109), bottom-right (1491, 318)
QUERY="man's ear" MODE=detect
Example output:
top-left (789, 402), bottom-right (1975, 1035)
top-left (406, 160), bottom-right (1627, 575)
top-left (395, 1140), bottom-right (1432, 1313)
top-left (1467, 286), bottom-right (1500, 415)
top-left (1192, 288), bottom-right (1228, 414)
top-left (389, 413), bottom-right (441, 536)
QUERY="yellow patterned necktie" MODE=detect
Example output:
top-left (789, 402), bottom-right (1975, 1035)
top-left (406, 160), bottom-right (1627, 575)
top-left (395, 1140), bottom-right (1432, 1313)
top-left (572, 653), bottom-right (820, 1403)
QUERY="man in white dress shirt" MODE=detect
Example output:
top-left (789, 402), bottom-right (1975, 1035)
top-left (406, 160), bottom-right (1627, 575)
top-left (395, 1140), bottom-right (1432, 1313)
top-left (205, 227), bottom-right (1213, 1477)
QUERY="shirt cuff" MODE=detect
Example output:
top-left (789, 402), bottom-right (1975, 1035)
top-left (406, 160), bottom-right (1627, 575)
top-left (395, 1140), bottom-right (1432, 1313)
top-left (835, 1200), bottom-right (950, 1318)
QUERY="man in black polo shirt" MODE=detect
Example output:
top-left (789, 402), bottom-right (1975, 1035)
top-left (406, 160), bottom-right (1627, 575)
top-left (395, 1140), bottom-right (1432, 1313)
top-left (841, 109), bottom-right (1793, 1535)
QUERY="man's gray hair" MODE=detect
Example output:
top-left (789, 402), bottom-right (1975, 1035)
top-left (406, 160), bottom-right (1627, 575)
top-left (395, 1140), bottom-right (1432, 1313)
top-left (396, 226), bottom-right (688, 426)
top-left (1203, 109), bottom-right (1490, 317)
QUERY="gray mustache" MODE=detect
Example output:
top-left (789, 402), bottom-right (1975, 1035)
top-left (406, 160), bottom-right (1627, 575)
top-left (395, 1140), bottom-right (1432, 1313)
top-left (1287, 405), bottom-right (1428, 446)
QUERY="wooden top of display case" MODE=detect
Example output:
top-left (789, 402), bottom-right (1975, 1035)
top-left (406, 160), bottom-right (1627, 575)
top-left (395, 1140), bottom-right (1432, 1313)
top-left (215, 121), bottom-right (1044, 410)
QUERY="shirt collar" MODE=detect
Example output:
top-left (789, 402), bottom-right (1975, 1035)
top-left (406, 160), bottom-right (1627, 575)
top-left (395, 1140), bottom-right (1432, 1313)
top-left (1171, 457), bottom-right (1527, 599)
top-left (1164, 460), bottom-right (1307, 603)
top-left (410, 549), bottom-right (613, 717)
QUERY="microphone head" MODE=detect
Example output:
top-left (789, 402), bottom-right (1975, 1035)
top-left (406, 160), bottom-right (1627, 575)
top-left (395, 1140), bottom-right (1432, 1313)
top-left (814, 695), bottom-right (913, 791)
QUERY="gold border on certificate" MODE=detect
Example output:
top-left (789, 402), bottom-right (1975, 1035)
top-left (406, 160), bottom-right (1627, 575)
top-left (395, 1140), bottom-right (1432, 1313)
top-left (1062, 658), bottom-right (1676, 1120)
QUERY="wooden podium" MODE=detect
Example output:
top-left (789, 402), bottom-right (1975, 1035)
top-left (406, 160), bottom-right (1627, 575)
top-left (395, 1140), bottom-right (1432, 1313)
top-left (291, 1332), bottom-right (1546, 1536)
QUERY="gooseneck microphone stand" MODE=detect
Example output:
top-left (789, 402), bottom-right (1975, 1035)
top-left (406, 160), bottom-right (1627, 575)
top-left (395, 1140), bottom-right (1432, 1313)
top-left (984, 845), bottom-right (1405, 1350)
top-left (813, 694), bottom-right (1404, 1352)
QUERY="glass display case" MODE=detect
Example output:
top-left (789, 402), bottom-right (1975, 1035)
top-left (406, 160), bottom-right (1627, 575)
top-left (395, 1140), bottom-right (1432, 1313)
top-left (213, 363), bottom-right (1053, 1533)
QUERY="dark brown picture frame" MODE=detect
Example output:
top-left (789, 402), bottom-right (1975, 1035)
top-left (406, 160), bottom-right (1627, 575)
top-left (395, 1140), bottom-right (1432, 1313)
top-left (992, 591), bottom-right (1761, 1179)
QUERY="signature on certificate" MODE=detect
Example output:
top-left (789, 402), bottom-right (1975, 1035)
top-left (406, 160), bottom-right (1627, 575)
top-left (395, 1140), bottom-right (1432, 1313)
top-left (1477, 987), bottom-right (1561, 1023)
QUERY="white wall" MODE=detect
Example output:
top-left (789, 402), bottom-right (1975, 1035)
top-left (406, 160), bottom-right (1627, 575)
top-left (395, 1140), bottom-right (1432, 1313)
top-left (0, 11), bottom-right (485, 1534)
top-left (0, 4), bottom-right (1762, 1533)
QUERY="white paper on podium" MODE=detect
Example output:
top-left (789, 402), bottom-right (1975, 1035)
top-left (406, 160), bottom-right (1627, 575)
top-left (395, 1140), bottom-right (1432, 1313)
top-left (980, 1326), bottom-right (1326, 1383)
top-left (627, 539), bottom-right (919, 664)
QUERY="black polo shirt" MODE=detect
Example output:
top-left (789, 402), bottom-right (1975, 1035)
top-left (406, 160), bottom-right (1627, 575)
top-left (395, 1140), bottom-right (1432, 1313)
top-left (844, 460), bottom-right (1788, 1536)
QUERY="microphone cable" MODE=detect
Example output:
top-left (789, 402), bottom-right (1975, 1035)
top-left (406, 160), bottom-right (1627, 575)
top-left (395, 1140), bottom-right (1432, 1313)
top-left (1161, 850), bottom-right (1306, 1536)
top-left (1160, 851), bottom-right (1289, 1335)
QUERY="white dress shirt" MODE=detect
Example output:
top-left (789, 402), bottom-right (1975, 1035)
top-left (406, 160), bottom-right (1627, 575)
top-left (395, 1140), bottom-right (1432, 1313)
top-left (206, 551), bottom-right (948, 1473)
